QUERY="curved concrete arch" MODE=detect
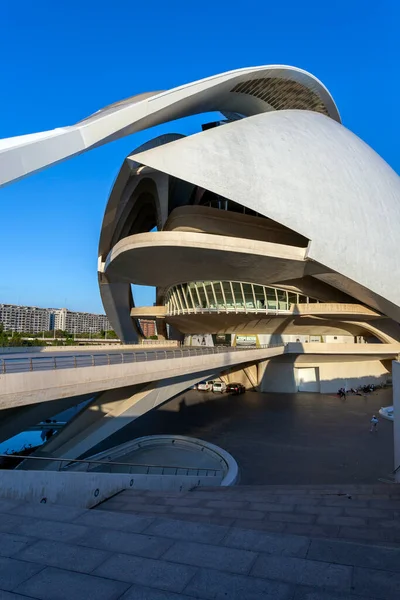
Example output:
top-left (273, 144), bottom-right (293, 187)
top-left (104, 230), bottom-right (310, 288)
top-left (0, 65), bottom-right (339, 188)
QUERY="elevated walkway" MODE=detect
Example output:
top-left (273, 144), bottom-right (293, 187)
top-left (1, 343), bottom-right (398, 462)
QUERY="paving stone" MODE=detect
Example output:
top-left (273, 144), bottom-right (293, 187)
top-left (353, 566), bottom-right (400, 599)
top-left (10, 503), bottom-right (86, 523)
top-left (205, 500), bottom-right (247, 509)
top-left (223, 527), bottom-right (310, 557)
top-left (0, 532), bottom-right (34, 557)
top-left (279, 496), bottom-right (319, 506)
top-left (337, 527), bottom-right (386, 542)
top-left (307, 538), bottom-right (400, 572)
top-left (234, 519), bottom-right (285, 533)
top-left (343, 507), bottom-right (391, 519)
top-left (378, 519), bottom-right (400, 529)
top-left (316, 516), bottom-right (366, 527)
top-left (222, 509), bottom-right (265, 520)
top-left (295, 506), bottom-right (343, 517)
top-left (321, 498), bottom-right (368, 508)
top-left (369, 499), bottom-right (400, 510)
top-left (0, 500), bottom-right (22, 514)
top-left (0, 557), bottom-right (44, 592)
top-left (120, 585), bottom-right (194, 599)
top-left (15, 539), bottom-right (110, 573)
top-left (166, 514), bottom-right (235, 527)
top-left (74, 509), bottom-right (155, 533)
top-left (159, 498), bottom-right (202, 507)
top-left (293, 585), bottom-right (374, 599)
top-left (269, 513), bottom-right (315, 524)
top-left (284, 523), bottom-right (339, 539)
top-left (171, 506), bottom-right (214, 517)
top-left (145, 491), bottom-right (189, 498)
top-left (251, 554), bottom-right (352, 591)
top-left (185, 567), bottom-right (294, 599)
top-left (119, 503), bottom-right (169, 514)
top-left (76, 528), bottom-right (173, 559)
top-left (251, 503), bottom-right (295, 512)
top-left (0, 515), bottom-right (26, 534)
top-left (14, 518), bottom-right (89, 543)
top-left (184, 491), bottom-right (229, 501)
top-left (0, 591), bottom-right (37, 599)
top-left (162, 540), bottom-right (257, 574)
top-left (144, 518), bottom-right (229, 544)
top-left (94, 553), bottom-right (196, 592)
top-left (15, 565), bottom-right (129, 600)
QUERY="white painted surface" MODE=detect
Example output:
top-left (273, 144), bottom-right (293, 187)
top-left (132, 111), bottom-right (400, 321)
top-left (0, 65), bottom-right (339, 188)
top-left (295, 367), bottom-right (320, 392)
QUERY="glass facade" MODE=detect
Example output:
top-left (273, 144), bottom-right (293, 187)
top-left (165, 281), bottom-right (318, 315)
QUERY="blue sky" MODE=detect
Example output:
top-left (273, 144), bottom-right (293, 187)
top-left (1, 0), bottom-right (398, 313)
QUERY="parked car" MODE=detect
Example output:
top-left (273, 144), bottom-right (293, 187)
top-left (197, 380), bottom-right (214, 391)
top-left (226, 382), bottom-right (246, 395)
top-left (212, 381), bottom-right (227, 393)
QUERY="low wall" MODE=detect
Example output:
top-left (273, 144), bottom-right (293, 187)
top-left (317, 360), bottom-right (390, 393)
top-left (0, 470), bottom-right (218, 508)
top-left (258, 356), bottom-right (391, 393)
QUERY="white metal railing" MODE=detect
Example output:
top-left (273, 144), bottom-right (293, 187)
top-left (0, 344), bottom-right (284, 375)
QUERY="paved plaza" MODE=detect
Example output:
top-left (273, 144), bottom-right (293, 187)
top-left (94, 388), bottom-right (394, 485)
top-left (1, 486), bottom-right (400, 600)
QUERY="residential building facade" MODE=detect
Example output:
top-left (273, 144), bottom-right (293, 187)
top-left (0, 304), bottom-right (111, 334)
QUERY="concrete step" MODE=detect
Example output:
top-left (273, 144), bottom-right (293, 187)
top-left (3, 497), bottom-right (400, 599)
top-left (97, 484), bottom-right (400, 548)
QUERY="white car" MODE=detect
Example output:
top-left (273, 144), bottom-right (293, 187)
top-left (379, 406), bottom-right (394, 421)
top-left (213, 381), bottom-right (227, 393)
top-left (197, 380), bottom-right (214, 391)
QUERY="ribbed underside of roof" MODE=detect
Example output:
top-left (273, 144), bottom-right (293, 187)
top-left (231, 77), bottom-right (329, 116)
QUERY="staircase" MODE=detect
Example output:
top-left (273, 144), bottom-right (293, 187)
top-left (97, 483), bottom-right (400, 547)
top-left (1, 484), bottom-right (400, 599)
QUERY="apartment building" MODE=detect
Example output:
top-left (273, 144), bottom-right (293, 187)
top-left (55, 308), bottom-right (110, 333)
top-left (0, 304), bottom-right (50, 333)
top-left (0, 304), bottom-right (111, 334)
top-left (139, 319), bottom-right (157, 338)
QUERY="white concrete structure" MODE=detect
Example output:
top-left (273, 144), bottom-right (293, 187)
top-left (1, 64), bottom-right (400, 470)
top-left (1, 65), bottom-right (399, 344)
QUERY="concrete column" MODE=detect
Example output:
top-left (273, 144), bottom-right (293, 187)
top-left (258, 357), bottom-right (297, 393)
top-left (393, 360), bottom-right (400, 482)
top-left (99, 274), bottom-right (140, 344)
top-left (26, 371), bottom-right (218, 464)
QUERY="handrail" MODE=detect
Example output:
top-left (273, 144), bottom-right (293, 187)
top-left (0, 344), bottom-right (284, 375)
top-left (0, 453), bottom-right (222, 476)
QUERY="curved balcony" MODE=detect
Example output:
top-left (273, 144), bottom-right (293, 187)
top-left (164, 281), bottom-right (319, 316)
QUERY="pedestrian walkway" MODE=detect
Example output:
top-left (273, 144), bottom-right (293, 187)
top-left (0, 483), bottom-right (400, 599)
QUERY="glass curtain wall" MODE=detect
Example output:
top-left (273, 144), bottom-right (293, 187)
top-left (165, 282), bottom-right (319, 315)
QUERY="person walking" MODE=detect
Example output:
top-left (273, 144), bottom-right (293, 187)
top-left (370, 414), bottom-right (379, 433)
